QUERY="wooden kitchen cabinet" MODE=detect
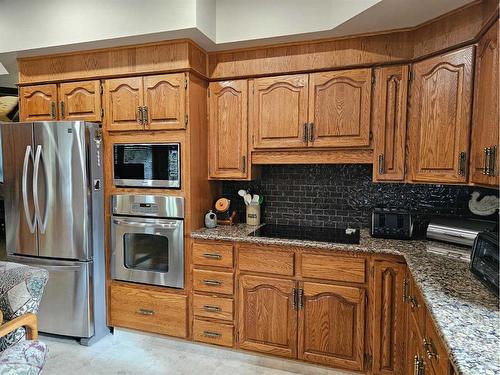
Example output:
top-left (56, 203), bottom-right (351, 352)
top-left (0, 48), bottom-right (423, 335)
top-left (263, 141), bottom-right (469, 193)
top-left (371, 260), bottom-right (406, 374)
top-left (208, 80), bottom-right (249, 179)
top-left (470, 20), bottom-right (499, 187)
top-left (372, 65), bottom-right (409, 182)
top-left (298, 282), bottom-right (366, 372)
top-left (59, 80), bottom-right (102, 121)
top-left (408, 46), bottom-right (474, 183)
top-left (104, 73), bottom-right (186, 131)
top-left (143, 73), bottom-right (186, 130)
top-left (406, 306), bottom-right (427, 375)
top-left (104, 77), bottom-right (144, 131)
top-left (238, 275), bottom-right (297, 358)
top-left (19, 84), bottom-right (58, 121)
top-left (251, 74), bottom-right (309, 149)
top-left (308, 69), bottom-right (372, 148)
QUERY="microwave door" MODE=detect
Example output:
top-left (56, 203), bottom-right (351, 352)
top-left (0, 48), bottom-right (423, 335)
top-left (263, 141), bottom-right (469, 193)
top-left (33, 122), bottom-right (92, 261)
top-left (2, 122), bottom-right (38, 256)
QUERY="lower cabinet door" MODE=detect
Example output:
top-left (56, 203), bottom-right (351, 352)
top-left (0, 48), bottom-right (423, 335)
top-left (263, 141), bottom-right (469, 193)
top-left (298, 282), bottom-right (366, 372)
top-left (238, 275), bottom-right (297, 358)
top-left (372, 261), bottom-right (406, 374)
top-left (406, 309), bottom-right (428, 375)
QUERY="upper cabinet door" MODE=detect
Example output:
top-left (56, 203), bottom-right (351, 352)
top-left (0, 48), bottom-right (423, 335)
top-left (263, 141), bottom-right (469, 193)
top-left (408, 47), bottom-right (474, 183)
top-left (372, 65), bottom-right (409, 182)
top-left (59, 80), bottom-right (102, 122)
top-left (470, 20), bottom-right (499, 187)
top-left (251, 74), bottom-right (309, 149)
top-left (238, 275), bottom-right (297, 358)
top-left (143, 73), bottom-right (186, 130)
top-left (298, 282), bottom-right (365, 372)
top-left (308, 69), bottom-right (372, 148)
top-left (208, 80), bottom-right (249, 179)
top-left (19, 84), bottom-right (58, 121)
top-left (104, 77), bottom-right (144, 131)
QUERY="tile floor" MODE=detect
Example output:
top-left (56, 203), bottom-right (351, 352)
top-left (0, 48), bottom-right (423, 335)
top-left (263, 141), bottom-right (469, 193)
top-left (42, 329), bottom-right (356, 375)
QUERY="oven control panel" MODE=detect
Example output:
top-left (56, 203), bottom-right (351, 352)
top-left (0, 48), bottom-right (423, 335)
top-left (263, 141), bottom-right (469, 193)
top-left (131, 203), bottom-right (159, 215)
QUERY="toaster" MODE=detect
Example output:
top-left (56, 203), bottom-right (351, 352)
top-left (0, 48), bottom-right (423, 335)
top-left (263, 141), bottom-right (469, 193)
top-left (371, 208), bottom-right (413, 239)
top-left (470, 231), bottom-right (499, 297)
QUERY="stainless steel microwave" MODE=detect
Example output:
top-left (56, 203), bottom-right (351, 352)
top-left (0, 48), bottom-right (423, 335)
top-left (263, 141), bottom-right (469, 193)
top-left (113, 143), bottom-right (180, 188)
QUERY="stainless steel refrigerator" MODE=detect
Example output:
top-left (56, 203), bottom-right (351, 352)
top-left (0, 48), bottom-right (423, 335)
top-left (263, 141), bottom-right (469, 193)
top-left (1, 121), bottom-right (108, 345)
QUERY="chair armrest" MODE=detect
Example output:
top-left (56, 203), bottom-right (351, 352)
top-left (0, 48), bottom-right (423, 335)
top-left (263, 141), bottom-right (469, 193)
top-left (0, 313), bottom-right (38, 340)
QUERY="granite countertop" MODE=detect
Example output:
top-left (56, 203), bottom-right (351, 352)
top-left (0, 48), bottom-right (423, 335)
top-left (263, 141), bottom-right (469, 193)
top-left (191, 224), bottom-right (500, 375)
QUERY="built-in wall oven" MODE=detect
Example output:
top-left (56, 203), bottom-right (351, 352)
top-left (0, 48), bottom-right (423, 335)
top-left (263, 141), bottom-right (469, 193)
top-left (111, 195), bottom-right (184, 288)
top-left (113, 143), bottom-right (180, 188)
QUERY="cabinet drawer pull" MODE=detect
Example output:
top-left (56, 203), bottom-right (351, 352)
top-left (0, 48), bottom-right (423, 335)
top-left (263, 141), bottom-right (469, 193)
top-left (203, 253), bottom-right (222, 260)
top-left (136, 308), bottom-right (154, 316)
top-left (203, 304), bottom-right (221, 313)
top-left (423, 338), bottom-right (438, 359)
top-left (203, 279), bottom-right (222, 286)
top-left (203, 331), bottom-right (222, 338)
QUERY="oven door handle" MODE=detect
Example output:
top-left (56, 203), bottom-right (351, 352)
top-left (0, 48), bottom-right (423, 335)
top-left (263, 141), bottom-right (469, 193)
top-left (112, 218), bottom-right (181, 229)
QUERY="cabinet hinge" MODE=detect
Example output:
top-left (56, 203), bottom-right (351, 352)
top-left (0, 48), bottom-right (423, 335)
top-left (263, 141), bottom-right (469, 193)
top-left (101, 108), bottom-right (104, 118)
top-left (365, 294), bottom-right (368, 305)
top-left (408, 70), bottom-right (413, 81)
top-left (185, 114), bottom-right (188, 126)
top-left (364, 354), bottom-right (373, 369)
top-left (184, 79), bottom-right (188, 90)
top-left (371, 75), bottom-right (375, 84)
top-left (235, 331), bottom-right (239, 343)
top-left (369, 131), bottom-right (373, 140)
top-left (100, 84), bottom-right (104, 95)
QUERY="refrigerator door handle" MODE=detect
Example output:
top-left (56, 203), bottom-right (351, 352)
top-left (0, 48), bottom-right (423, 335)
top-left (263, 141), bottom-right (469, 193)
top-left (22, 145), bottom-right (36, 234)
top-left (33, 145), bottom-right (49, 234)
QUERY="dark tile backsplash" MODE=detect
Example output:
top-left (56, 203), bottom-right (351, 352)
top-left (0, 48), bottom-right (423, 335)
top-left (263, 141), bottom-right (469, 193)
top-left (221, 164), bottom-right (499, 231)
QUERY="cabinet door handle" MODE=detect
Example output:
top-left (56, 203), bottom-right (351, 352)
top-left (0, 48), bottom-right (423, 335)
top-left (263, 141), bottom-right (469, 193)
top-left (60, 101), bottom-right (65, 118)
top-left (423, 338), bottom-right (438, 359)
top-left (378, 154), bottom-right (385, 174)
top-left (483, 147), bottom-right (490, 175)
top-left (137, 106), bottom-right (143, 124)
top-left (203, 304), bottom-right (221, 313)
top-left (51, 102), bottom-right (57, 119)
top-left (403, 279), bottom-right (409, 302)
top-left (203, 279), bottom-right (222, 286)
top-left (242, 155), bottom-right (246, 174)
top-left (203, 331), bottom-right (221, 339)
top-left (136, 308), bottom-right (154, 316)
top-left (409, 296), bottom-right (419, 310)
top-left (143, 106), bottom-right (149, 125)
top-left (292, 288), bottom-right (298, 310)
top-left (203, 253), bottom-right (222, 260)
top-left (458, 151), bottom-right (466, 176)
top-left (488, 145), bottom-right (497, 176)
top-left (308, 123), bottom-right (314, 142)
top-left (303, 123), bottom-right (308, 143)
top-left (299, 288), bottom-right (304, 308)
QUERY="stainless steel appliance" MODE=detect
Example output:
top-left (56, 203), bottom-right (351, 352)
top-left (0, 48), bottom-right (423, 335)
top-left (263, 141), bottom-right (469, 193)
top-left (470, 232), bottom-right (499, 296)
top-left (426, 217), bottom-right (497, 246)
top-left (113, 143), bottom-right (180, 188)
top-left (370, 208), bottom-right (413, 239)
top-left (1, 121), bottom-right (108, 345)
top-left (111, 194), bottom-right (184, 288)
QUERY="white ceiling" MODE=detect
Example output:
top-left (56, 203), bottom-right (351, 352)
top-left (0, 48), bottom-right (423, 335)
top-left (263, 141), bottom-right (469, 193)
top-left (0, 0), bottom-right (475, 87)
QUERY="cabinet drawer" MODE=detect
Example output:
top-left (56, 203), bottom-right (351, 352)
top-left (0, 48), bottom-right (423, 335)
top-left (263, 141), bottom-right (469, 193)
top-left (193, 319), bottom-right (234, 347)
top-left (300, 253), bottom-right (366, 283)
top-left (193, 269), bottom-right (234, 295)
top-left (110, 283), bottom-right (187, 338)
top-left (424, 314), bottom-right (449, 375)
top-left (193, 241), bottom-right (234, 268)
top-left (193, 294), bottom-right (233, 321)
top-left (238, 245), bottom-right (294, 276)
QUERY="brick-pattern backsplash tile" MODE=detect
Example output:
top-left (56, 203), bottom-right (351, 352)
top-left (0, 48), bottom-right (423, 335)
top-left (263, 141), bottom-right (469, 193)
top-left (221, 164), bottom-right (499, 230)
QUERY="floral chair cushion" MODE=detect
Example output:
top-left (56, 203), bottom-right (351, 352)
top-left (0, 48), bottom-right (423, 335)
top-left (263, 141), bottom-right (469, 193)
top-left (0, 262), bottom-right (48, 351)
top-left (0, 340), bottom-right (47, 375)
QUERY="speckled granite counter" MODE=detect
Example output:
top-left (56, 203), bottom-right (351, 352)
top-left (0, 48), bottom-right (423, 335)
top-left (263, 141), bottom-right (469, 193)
top-left (191, 224), bottom-right (500, 375)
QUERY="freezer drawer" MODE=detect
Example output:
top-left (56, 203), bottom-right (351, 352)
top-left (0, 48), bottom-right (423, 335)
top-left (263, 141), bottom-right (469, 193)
top-left (9, 256), bottom-right (94, 338)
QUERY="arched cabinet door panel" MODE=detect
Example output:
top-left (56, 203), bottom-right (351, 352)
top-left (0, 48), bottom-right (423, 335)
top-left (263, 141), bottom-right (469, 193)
top-left (408, 46), bottom-right (474, 183)
top-left (251, 74), bottom-right (309, 149)
top-left (59, 80), bottom-right (102, 122)
top-left (298, 282), bottom-right (366, 372)
top-left (104, 77), bottom-right (144, 131)
top-left (20, 84), bottom-right (58, 121)
top-left (238, 275), bottom-right (297, 358)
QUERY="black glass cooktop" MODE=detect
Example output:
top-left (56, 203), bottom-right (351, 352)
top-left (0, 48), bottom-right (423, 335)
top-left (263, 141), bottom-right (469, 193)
top-left (249, 224), bottom-right (360, 244)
